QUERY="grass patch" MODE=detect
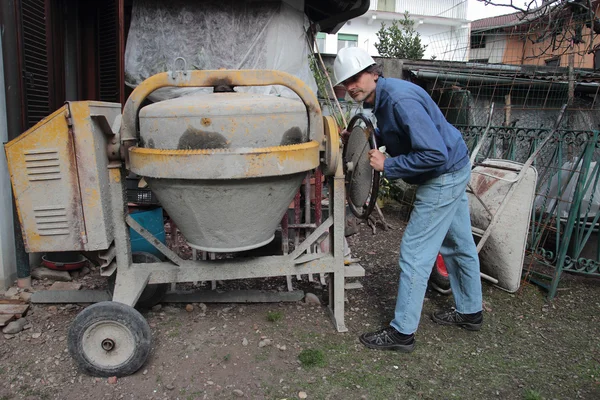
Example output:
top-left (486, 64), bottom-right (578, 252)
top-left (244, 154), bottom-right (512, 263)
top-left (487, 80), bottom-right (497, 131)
top-left (298, 349), bottom-right (326, 368)
top-left (524, 389), bottom-right (543, 400)
top-left (266, 311), bottom-right (283, 322)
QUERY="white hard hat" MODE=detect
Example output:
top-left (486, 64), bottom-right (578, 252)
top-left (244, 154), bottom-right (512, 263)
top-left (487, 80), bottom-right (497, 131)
top-left (333, 47), bottom-right (376, 86)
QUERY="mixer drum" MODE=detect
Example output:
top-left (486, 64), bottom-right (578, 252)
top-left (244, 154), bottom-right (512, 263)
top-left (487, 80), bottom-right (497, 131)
top-left (132, 92), bottom-right (318, 252)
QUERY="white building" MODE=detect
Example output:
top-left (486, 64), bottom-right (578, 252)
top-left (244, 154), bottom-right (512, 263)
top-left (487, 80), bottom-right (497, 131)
top-left (316, 0), bottom-right (471, 61)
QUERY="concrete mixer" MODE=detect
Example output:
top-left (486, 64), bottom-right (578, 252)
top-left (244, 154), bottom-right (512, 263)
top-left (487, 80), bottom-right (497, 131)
top-left (4, 69), bottom-right (376, 377)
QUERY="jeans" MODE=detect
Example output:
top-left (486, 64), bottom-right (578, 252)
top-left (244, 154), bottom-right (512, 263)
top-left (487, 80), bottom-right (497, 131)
top-left (390, 162), bottom-right (482, 335)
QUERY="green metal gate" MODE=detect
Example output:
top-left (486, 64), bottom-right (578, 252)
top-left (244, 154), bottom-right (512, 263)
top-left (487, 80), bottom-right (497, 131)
top-left (457, 121), bottom-right (600, 299)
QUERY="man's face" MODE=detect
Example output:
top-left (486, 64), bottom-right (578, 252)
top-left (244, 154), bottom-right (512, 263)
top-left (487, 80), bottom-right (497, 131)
top-left (342, 70), bottom-right (378, 103)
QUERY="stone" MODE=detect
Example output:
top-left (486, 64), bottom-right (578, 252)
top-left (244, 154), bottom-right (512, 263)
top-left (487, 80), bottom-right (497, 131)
top-left (299, 392), bottom-right (308, 399)
top-left (31, 267), bottom-right (72, 282)
top-left (4, 287), bottom-right (20, 298)
top-left (32, 332), bottom-right (42, 339)
top-left (258, 339), bottom-right (272, 348)
top-left (107, 376), bottom-right (117, 384)
top-left (185, 304), bottom-right (194, 312)
top-left (304, 293), bottom-right (321, 305)
top-left (242, 338), bottom-right (248, 346)
top-left (79, 266), bottom-right (91, 277)
top-left (2, 318), bottom-right (28, 334)
top-left (18, 292), bottom-right (32, 302)
top-left (49, 282), bottom-right (82, 291)
top-left (233, 389), bottom-right (244, 397)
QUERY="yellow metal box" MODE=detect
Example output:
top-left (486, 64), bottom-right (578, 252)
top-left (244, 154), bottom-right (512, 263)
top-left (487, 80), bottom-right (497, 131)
top-left (4, 101), bottom-right (121, 253)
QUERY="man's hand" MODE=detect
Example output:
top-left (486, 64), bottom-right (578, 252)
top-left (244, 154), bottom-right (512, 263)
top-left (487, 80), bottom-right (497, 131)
top-left (368, 149), bottom-right (385, 172)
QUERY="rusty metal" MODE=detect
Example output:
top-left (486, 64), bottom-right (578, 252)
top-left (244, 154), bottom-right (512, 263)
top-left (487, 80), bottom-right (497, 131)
top-left (4, 102), bottom-right (122, 252)
top-left (120, 69), bottom-right (324, 166)
top-left (466, 105), bottom-right (567, 292)
top-left (343, 114), bottom-right (379, 220)
top-left (65, 103), bottom-right (89, 245)
top-left (128, 141), bottom-right (320, 179)
top-left (314, 168), bottom-right (323, 225)
top-left (321, 115), bottom-right (340, 176)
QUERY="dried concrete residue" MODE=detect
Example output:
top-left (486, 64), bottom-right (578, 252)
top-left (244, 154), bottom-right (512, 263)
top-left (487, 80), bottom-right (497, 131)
top-left (177, 127), bottom-right (229, 150)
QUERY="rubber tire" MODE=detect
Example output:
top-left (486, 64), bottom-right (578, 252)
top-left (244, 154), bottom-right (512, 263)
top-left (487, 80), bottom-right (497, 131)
top-left (68, 301), bottom-right (152, 377)
top-left (429, 259), bottom-right (452, 295)
top-left (107, 252), bottom-right (169, 309)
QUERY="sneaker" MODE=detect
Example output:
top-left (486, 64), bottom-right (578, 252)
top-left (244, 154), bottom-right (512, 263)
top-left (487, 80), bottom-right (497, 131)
top-left (431, 308), bottom-right (483, 331)
top-left (359, 327), bottom-right (416, 352)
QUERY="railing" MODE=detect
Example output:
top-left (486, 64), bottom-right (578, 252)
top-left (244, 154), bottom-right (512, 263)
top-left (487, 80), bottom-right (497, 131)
top-left (457, 124), bottom-right (600, 298)
top-left (370, 0), bottom-right (467, 19)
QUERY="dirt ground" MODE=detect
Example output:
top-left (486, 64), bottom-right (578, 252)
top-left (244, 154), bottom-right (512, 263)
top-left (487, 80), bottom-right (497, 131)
top-left (1, 202), bottom-right (600, 400)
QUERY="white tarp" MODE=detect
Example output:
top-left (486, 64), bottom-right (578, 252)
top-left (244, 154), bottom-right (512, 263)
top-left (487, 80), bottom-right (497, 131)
top-left (535, 160), bottom-right (600, 219)
top-left (124, 0), bottom-right (317, 101)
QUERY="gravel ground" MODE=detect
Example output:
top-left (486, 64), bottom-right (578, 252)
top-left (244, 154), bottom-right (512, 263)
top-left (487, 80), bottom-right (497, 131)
top-left (1, 201), bottom-right (599, 400)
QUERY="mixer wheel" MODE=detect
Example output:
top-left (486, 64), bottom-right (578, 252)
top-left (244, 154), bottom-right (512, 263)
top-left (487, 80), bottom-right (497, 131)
top-left (68, 301), bottom-right (152, 377)
top-left (343, 114), bottom-right (380, 219)
top-left (107, 252), bottom-right (169, 309)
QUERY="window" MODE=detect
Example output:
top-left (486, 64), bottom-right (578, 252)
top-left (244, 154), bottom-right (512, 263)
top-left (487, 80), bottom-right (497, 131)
top-left (470, 34), bottom-right (486, 49)
top-left (594, 48), bottom-right (600, 70)
top-left (315, 32), bottom-right (326, 53)
top-left (377, 0), bottom-right (395, 12)
top-left (337, 33), bottom-right (358, 52)
top-left (545, 57), bottom-right (560, 67)
top-left (469, 58), bottom-right (489, 63)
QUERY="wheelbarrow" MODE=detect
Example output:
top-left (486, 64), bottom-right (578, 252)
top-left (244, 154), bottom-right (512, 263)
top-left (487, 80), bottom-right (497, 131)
top-left (431, 104), bottom-right (567, 293)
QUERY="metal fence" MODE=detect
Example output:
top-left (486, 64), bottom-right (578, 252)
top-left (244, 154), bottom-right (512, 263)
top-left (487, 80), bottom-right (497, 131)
top-left (455, 112), bottom-right (600, 298)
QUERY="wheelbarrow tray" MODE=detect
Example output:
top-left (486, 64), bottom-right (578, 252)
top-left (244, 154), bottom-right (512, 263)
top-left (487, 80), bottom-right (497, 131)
top-left (468, 159), bottom-right (538, 293)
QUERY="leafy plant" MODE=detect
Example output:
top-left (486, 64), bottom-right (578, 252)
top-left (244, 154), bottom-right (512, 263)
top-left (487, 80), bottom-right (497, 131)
top-left (308, 53), bottom-right (355, 131)
top-left (378, 176), bottom-right (392, 201)
top-left (298, 349), bottom-right (326, 368)
top-left (375, 11), bottom-right (427, 60)
top-left (266, 310), bottom-right (283, 322)
top-left (524, 389), bottom-right (543, 400)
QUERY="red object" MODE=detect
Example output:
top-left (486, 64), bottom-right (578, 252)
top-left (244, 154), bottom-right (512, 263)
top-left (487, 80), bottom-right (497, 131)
top-left (435, 254), bottom-right (449, 277)
top-left (41, 254), bottom-right (87, 271)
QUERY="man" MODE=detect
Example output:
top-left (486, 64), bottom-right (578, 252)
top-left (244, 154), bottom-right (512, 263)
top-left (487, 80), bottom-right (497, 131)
top-left (334, 47), bottom-right (483, 352)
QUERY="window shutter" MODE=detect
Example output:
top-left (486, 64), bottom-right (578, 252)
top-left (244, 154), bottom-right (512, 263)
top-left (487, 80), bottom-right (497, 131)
top-left (97, 0), bottom-right (120, 103)
top-left (20, 0), bottom-right (52, 128)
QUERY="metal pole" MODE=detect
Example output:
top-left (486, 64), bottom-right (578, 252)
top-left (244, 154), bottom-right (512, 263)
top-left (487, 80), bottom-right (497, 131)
top-left (1, 0), bottom-right (31, 288)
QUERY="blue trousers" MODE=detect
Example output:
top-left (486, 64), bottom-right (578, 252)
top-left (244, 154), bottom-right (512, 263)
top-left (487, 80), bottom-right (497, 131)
top-left (390, 162), bottom-right (483, 335)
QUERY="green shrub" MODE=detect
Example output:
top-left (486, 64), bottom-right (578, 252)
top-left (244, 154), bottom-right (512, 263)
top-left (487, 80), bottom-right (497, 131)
top-left (266, 311), bottom-right (283, 322)
top-left (298, 349), bottom-right (326, 368)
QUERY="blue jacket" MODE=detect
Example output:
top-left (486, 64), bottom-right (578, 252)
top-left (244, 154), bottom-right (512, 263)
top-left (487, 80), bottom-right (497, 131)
top-left (370, 77), bottom-right (469, 185)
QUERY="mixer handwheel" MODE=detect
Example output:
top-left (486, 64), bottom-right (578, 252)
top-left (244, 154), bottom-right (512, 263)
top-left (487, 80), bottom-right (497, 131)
top-left (342, 114), bottom-right (380, 219)
top-left (68, 301), bottom-right (152, 377)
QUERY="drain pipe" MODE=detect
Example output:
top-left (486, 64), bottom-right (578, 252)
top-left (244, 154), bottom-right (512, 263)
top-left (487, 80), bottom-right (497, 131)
top-left (1, 0), bottom-right (31, 288)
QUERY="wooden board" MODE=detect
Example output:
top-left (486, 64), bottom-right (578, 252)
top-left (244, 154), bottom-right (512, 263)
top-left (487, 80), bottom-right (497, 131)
top-left (0, 303), bottom-right (30, 318)
top-left (0, 314), bottom-right (15, 327)
top-left (0, 299), bottom-right (26, 304)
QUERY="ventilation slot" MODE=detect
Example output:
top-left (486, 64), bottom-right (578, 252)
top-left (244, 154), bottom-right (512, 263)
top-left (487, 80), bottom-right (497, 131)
top-left (34, 206), bottom-right (70, 236)
top-left (25, 149), bottom-right (61, 181)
